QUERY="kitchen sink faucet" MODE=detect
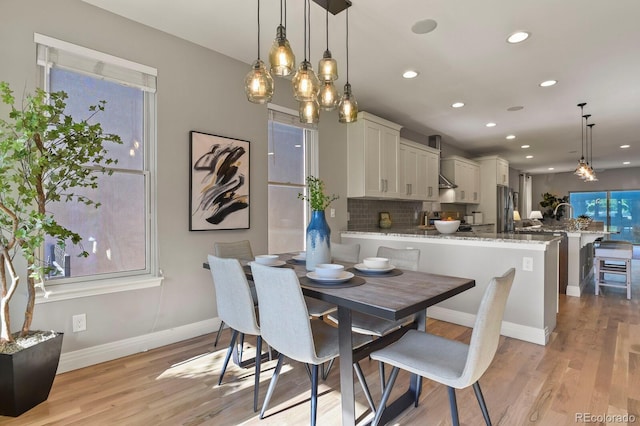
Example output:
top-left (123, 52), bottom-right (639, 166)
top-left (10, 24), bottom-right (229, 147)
top-left (553, 202), bottom-right (574, 218)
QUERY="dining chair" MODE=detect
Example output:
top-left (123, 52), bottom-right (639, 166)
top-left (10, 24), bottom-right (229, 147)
top-left (376, 246), bottom-right (421, 271)
top-left (208, 254), bottom-right (263, 412)
top-left (250, 263), bottom-right (373, 426)
top-left (212, 240), bottom-right (256, 348)
top-left (331, 242), bottom-right (361, 263)
top-left (370, 268), bottom-right (516, 426)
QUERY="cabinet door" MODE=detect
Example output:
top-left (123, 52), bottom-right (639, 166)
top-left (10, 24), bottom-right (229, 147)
top-left (425, 150), bottom-right (439, 201)
top-left (399, 144), bottom-right (417, 199)
top-left (364, 123), bottom-right (384, 196)
top-left (380, 126), bottom-right (400, 197)
top-left (470, 163), bottom-right (481, 203)
top-left (497, 159), bottom-right (509, 186)
top-left (454, 161), bottom-right (467, 202)
top-left (414, 149), bottom-right (429, 200)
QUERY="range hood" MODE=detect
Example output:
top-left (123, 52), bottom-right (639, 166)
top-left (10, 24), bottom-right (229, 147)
top-left (428, 134), bottom-right (458, 189)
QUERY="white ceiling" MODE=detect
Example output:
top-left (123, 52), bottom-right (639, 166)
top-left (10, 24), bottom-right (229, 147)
top-left (83, 0), bottom-right (640, 175)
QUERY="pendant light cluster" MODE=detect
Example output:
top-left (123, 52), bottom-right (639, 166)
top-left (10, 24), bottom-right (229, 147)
top-left (244, 0), bottom-right (357, 124)
top-left (574, 102), bottom-right (598, 181)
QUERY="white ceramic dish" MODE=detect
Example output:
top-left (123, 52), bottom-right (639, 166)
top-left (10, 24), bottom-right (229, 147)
top-left (434, 220), bottom-right (460, 234)
top-left (354, 263), bottom-right (395, 273)
top-left (254, 254), bottom-right (280, 265)
top-left (292, 255), bottom-right (306, 263)
top-left (314, 263), bottom-right (345, 278)
top-left (362, 257), bottom-right (390, 269)
top-left (248, 260), bottom-right (286, 268)
top-left (306, 271), bottom-right (354, 283)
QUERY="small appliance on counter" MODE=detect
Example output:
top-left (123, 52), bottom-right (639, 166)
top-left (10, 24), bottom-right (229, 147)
top-left (472, 211), bottom-right (483, 225)
top-left (464, 215), bottom-right (474, 224)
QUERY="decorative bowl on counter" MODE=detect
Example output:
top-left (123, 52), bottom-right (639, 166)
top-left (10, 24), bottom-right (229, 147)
top-left (434, 220), bottom-right (461, 234)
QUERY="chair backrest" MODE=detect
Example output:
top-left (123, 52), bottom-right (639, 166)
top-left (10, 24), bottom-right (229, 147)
top-left (459, 268), bottom-right (516, 386)
top-left (214, 240), bottom-right (254, 261)
top-left (250, 263), bottom-right (321, 364)
top-left (376, 246), bottom-right (421, 271)
top-left (207, 255), bottom-right (260, 336)
top-left (331, 242), bottom-right (360, 263)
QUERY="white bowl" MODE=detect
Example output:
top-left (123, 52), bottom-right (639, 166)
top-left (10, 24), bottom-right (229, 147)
top-left (254, 254), bottom-right (279, 265)
top-left (434, 220), bottom-right (460, 234)
top-left (314, 263), bottom-right (344, 278)
top-left (298, 251), bottom-right (306, 259)
top-left (363, 257), bottom-right (390, 269)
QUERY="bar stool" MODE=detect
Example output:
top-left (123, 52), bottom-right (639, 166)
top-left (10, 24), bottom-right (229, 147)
top-left (594, 240), bottom-right (633, 299)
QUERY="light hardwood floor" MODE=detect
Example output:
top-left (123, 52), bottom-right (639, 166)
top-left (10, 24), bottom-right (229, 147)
top-left (2, 261), bottom-right (639, 425)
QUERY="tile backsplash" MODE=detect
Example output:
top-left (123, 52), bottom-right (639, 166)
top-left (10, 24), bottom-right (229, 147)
top-left (347, 199), bottom-right (424, 230)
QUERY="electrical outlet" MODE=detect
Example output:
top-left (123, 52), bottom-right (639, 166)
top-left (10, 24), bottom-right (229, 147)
top-left (330, 208), bottom-right (335, 218)
top-left (522, 257), bottom-right (534, 271)
top-left (72, 313), bottom-right (87, 332)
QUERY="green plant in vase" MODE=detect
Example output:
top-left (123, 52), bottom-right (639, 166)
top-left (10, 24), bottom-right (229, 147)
top-left (298, 176), bottom-right (339, 271)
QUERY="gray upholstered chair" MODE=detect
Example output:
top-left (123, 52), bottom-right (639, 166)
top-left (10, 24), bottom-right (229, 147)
top-left (208, 254), bottom-right (263, 412)
top-left (250, 263), bottom-right (373, 426)
top-left (331, 242), bottom-right (361, 263)
top-left (370, 268), bottom-right (516, 426)
top-left (212, 240), bottom-right (255, 347)
top-left (376, 246), bottom-right (421, 271)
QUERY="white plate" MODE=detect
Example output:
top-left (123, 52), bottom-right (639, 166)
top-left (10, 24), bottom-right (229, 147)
top-left (248, 260), bottom-right (286, 267)
top-left (306, 271), bottom-right (354, 283)
top-left (353, 263), bottom-right (396, 273)
top-left (292, 255), bottom-right (306, 263)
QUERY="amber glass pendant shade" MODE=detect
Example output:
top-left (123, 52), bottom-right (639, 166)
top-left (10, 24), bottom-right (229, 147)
top-left (269, 25), bottom-right (295, 76)
top-left (292, 60), bottom-right (320, 101)
top-left (299, 99), bottom-right (319, 123)
top-left (245, 59), bottom-right (274, 104)
top-left (319, 81), bottom-right (338, 110)
top-left (338, 82), bottom-right (358, 123)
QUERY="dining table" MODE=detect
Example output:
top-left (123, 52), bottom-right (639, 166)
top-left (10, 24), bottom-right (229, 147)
top-left (204, 252), bottom-right (475, 425)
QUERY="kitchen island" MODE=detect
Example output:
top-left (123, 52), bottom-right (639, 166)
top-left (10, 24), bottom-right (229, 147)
top-left (341, 229), bottom-right (561, 345)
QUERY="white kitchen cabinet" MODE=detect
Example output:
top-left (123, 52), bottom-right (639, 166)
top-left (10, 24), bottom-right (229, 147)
top-left (474, 155), bottom-right (510, 226)
top-left (439, 156), bottom-right (481, 204)
top-left (347, 112), bottom-right (402, 198)
top-left (496, 157), bottom-right (509, 186)
top-left (398, 139), bottom-right (440, 201)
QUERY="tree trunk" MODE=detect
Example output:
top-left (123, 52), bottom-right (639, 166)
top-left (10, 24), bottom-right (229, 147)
top-left (1, 251), bottom-right (19, 344)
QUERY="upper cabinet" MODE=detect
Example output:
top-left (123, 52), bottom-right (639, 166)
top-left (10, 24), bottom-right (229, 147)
top-left (474, 155), bottom-right (510, 226)
top-left (496, 157), bottom-right (509, 186)
top-left (399, 139), bottom-right (440, 201)
top-left (347, 112), bottom-right (402, 198)
top-left (439, 156), bottom-right (481, 204)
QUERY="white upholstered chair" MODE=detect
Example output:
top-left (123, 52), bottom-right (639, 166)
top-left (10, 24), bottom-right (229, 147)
top-left (370, 268), bottom-right (516, 426)
top-left (212, 240), bottom-right (256, 348)
top-left (208, 254), bottom-right (263, 412)
top-left (376, 246), bottom-right (421, 271)
top-left (331, 242), bottom-right (361, 263)
top-left (250, 263), bottom-right (372, 425)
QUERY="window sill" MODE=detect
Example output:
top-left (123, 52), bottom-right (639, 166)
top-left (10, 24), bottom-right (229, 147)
top-left (35, 275), bottom-right (164, 304)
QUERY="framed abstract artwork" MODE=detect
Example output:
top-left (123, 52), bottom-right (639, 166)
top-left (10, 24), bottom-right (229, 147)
top-left (189, 131), bottom-right (250, 230)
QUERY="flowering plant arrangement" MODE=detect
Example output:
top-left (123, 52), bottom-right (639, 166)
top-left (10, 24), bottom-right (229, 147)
top-left (297, 176), bottom-right (338, 211)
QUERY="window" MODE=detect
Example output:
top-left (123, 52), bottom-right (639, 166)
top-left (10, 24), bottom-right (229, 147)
top-left (35, 34), bottom-right (157, 290)
top-left (267, 107), bottom-right (318, 254)
top-left (570, 190), bottom-right (640, 244)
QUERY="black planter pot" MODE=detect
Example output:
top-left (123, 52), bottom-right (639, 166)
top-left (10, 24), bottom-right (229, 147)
top-left (0, 332), bottom-right (63, 417)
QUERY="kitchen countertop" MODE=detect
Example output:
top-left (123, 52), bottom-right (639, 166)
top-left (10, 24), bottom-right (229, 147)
top-left (342, 228), bottom-right (560, 245)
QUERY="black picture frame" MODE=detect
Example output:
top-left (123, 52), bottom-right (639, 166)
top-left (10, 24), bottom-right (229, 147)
top-left (189, 131), bottom-right (250, 231)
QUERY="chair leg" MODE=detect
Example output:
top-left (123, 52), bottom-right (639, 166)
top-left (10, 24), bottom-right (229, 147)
top-left (253, 336), bottom-right (263, 412)
top-left (238, 333), bottom-right (245, 363)
top-left (372, 366), bottom-right (400, 426)
top-left (310, 364), bottom-right (319, 426)
top-left (214, 321), bottom-right (225, 347)
top-left (260, 353), bottom-right (285, 419)
top-left (378, 361), bottom-right (386, 392)
top-left (447, 387), bottom-right (460, 426)
top-left (353, 361), bottom-right (376, 412)
top-left (473, 381), bottom-right (492, 425)
top-left (218, 330), bottom-right (239, 385)
top-left (322, 358), bottom-right (335, 380)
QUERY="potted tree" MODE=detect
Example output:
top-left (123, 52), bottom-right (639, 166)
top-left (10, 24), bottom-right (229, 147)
top-left (0, 82), bottom-right (121, 416)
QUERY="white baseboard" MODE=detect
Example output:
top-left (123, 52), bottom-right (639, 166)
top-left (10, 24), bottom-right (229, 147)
top-left (428, 306), bottom-right (549, 346)
top-left (57, 318), bottom-right (223, 374)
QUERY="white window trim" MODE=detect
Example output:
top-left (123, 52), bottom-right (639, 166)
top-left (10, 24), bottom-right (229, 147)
top-left (34, 33), bottom-right (160, 298)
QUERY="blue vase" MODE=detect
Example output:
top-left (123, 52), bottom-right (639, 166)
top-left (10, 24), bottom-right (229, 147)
top-left (306, 210), bottom-right (331, 271)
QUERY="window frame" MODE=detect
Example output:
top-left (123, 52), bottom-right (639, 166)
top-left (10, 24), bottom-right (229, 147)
top-left (34, 34), bottom-right (161, 303)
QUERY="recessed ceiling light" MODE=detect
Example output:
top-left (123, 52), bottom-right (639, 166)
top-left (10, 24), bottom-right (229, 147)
top-left (486, 122), bottom-right (497, 127)
top-left (402, 70), bottom-right (419, 79)
top-left (507, 31), bottom-right (530, 44)
top-left (506, 135), bottom-right (516, 140)
top-left (268, 152), bottom-right (275, 156)
top-left (294, 144), bottom-right (302, 148)
top-left (539, 80), bottom-right (557, 87)
top-left (451, 102), bottom-right (465, 108)
top-left (521, 145), bottom-right (530, 149)
top-left (620, 144), bottom-right (630, 149)
top-left (548, 167), bottom-right (555, 170)
top-left (623, 161), bottom-right (631, 165)
top-left (526, 155), bottom-right (533, 159)
top-left (411, 19), bottom-right (438, 34)
top-left (507, 106), bottom-right (524, 111)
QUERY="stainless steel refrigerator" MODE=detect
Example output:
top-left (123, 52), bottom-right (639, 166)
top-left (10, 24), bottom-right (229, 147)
top-left (497, 185), bottom-right (515, 232)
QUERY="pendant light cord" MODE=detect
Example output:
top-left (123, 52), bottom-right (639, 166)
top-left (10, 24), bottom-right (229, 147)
top-left (346, 7), bottom-right (350, 83)
top-left (325, 8), bottom-right (329, 50)
top-left (579, 103), bottom-right (585, 159)
top-left (279, 0), bottom-right (283, 25)
top-left (307, 0), bottom-right (311, 61)
top-left (257, 0), bottom-right (261, 60)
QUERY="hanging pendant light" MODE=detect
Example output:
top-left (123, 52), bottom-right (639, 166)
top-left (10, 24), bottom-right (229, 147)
top-left (338, 7), bottom-right (358, 123)
top-left (318, 8), bottom-right (339, 110)
top-left (585, 123), bottom-right (598, 181)
top-left (269, 0), bottom-right (296, 76)
top-left (245, 0), bottom-right (274, 104)
top-left (574, 103), bottom-right (588, 177)
top-left (581, 113), bottom-right (592, 179)
top-left (299, 99), bottom-right (320, 123)
top-left (292, 0), bottom-right (320, 102)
